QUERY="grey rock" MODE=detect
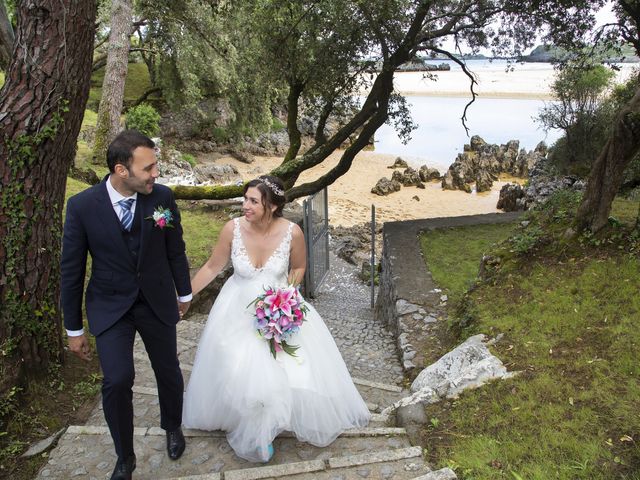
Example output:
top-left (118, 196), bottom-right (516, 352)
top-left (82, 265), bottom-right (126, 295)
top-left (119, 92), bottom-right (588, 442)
top-left (192, 453), bottom-right (211, 465)
top-left (396, 403), bottom-right (429, 426)
top-left (396, 299), bottom-right (419, 315)
top-left (380, 464), bottom-right (396, 478)
top-left (497, 183), bottom-right (526, 212)
top-left (400, 167), bottom-right (424, 187)
top-left (22, 428), bottom-right (65, 458)
top-left (388, 157), bottom-right (409, 169)
top-left (410, 334), bottom-right (514, 395)
top-left (193, 163), bottom-right (240, 184)
top-left (72, 465), bottom-right (88, 476)
top-left (415, 467), bottom-right (458, 479)
top-left (403, 360), bottom-right (416, 370)
top-left (149, 453), bottom-right (163, 469)
top-left (372, 177), bottom-right (402, 196)
top-left (419, 165), bottom-right (441, 182)
top-left (356, 467), bottom-right (371, 477)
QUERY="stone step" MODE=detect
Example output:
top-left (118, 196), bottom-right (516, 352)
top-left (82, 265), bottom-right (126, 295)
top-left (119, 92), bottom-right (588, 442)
top-left (84, 384), bottom-right (390, 428)
top-left (410, 468), bottom-right (458, 480)
top-left (167, 446), bottom-right (426, 480)
top-left (67, 425), bottom-right (409, 440)
top-left (351, 376), bottom-right (403, 393)
top-left (36, 429), bottom-right (421, 479)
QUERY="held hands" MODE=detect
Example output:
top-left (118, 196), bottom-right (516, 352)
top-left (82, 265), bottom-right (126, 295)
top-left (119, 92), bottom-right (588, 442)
top-left (178, 300), bottom-right (191, 319)
top-left (68, 334), bottom-right (91, 361)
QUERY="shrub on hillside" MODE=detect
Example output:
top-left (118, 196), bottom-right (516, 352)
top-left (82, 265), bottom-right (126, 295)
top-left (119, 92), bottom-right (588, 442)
top-left (125, 103), bottom-right (161, 137)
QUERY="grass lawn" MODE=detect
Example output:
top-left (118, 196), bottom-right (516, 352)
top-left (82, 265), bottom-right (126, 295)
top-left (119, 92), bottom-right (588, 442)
top-left (420, 222), bottom-right (517, 303)
top-left (419, 197), bottom-right (640, 479)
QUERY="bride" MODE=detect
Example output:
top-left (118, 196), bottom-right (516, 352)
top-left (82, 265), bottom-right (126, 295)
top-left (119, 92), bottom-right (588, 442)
top-left (182, 175), bottom-right (370, 462)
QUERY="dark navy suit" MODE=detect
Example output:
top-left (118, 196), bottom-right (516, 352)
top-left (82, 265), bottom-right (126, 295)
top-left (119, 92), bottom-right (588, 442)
top-left (61, 178), bottom-right (191, 459)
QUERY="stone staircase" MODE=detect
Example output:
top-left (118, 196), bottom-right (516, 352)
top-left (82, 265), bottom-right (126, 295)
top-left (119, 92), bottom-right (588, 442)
top-left (35, 317), bottom-right (455, 479)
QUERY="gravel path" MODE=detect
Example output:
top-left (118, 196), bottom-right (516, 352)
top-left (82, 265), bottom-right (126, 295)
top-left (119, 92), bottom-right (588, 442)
top-left (306, 250), bottom-right (404, 386)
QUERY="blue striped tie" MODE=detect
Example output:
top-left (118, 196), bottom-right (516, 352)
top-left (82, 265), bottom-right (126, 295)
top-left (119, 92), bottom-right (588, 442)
top-left (118, 198), bottom-right (135, 231)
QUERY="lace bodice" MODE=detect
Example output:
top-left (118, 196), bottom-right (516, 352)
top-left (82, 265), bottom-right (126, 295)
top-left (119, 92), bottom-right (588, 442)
top-left (231, 217), bottom-right (294, 283)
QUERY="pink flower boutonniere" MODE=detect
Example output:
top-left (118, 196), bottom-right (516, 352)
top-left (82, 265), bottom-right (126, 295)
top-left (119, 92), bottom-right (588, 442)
top-left (147, 206), bottom-right (174, 229)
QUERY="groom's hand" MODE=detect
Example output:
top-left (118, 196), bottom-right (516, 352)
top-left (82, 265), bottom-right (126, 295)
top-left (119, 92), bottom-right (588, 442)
top-left (68, 334), bottom-right (91, 361)
top-left (178, 300), bottom-right (191, 319)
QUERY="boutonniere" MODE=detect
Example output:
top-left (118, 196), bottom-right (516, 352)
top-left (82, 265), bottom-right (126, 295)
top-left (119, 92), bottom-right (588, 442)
top-left (147, 206), bottom-right (174, 229)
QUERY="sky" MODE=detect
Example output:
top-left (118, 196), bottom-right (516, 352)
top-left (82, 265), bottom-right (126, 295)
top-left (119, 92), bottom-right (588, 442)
top-left (443, 2), bottom-right (619, 56)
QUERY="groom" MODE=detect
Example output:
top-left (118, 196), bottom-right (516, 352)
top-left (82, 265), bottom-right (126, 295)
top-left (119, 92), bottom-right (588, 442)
top-left (61, 130), bottom-right (192, 480)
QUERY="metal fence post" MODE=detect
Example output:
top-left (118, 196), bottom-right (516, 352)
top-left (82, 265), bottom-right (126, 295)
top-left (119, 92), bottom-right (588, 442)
top-left (371, 204), bottom-right (375, 308)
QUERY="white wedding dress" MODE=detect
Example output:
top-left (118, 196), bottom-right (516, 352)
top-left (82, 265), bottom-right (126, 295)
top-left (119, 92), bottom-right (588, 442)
top-left (183, 218), bottom-right (370, 462)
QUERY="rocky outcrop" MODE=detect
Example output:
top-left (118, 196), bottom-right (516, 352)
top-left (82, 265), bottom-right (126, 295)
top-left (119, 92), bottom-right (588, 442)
top-left (393, 168), bottom-right (424, 188)
top-left (371, 177), bottom-right (402, 196)
top-left (419, 165), bottom-right (441, 182)
top-left (193, 164), bottom-right (241, 184)
top-left (442, 135), bottom-right (547, 193)
top-left (496, 183), bottom-right (526, 212)
top-left (388, 157), bottom-right (409, 169)
top-left (374, 162), bottom-right (440, 195)
top-left (497, 157), bottom-right (586, 212)
top-left (161, 97), bottom-right (235, 140)
top-left (157, 145), bottom-right (240, 186)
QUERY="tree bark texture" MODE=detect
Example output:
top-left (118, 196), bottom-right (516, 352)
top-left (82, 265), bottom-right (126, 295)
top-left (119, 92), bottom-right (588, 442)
top-left (0, 0), bottom-right (97, 395)
top-left (92, 0), bottom-right (133, 164)
top-left (576, 83), bottom-right (640, 232)
top-left (0, 0), bottom-right (14, 69)
top-left (282, 81), bottom-right (304, 168)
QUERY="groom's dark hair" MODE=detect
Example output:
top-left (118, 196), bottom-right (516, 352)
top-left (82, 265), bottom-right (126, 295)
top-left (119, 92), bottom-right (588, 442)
top-left (107, 130), bottom-right (155, 173)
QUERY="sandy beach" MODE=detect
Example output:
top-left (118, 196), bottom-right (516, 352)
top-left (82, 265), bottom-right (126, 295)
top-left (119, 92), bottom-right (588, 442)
top-left (222, 151), bottom-right (514, 227)
top-left (391, 62), bottom-right (637, 99)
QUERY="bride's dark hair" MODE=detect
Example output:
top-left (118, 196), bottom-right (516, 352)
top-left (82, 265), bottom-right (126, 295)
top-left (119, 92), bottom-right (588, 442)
top-left (244, 175), bottom-right (286, 218)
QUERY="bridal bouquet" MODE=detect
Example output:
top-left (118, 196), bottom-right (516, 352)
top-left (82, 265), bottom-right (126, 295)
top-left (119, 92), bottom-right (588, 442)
top-left (250, 285), bottom-right (308, 359)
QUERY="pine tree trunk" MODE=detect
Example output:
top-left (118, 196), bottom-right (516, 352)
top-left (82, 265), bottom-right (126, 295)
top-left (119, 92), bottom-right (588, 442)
top-left (0, 0), bottom-right (97, 396)
top-left (0, 0), bottom-right (14, 69)
top-left (576, 84), bottom-right (640, 232)
top-left (92, 0), bottom-right (133, 164)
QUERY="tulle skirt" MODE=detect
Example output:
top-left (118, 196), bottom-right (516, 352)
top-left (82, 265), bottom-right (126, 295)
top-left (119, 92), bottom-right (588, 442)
top-left (182, 274), bottom-right (371, 462)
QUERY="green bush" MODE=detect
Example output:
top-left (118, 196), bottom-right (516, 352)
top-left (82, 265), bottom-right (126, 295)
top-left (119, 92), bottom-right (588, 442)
top-left (125, 103), bottom-right (161, 137)
top-left (271, 117), bottom-right (286, 132)
top-left (182, 153), bottom-right (196, 167)
top-left (211, 126), bottom-right (229, 143)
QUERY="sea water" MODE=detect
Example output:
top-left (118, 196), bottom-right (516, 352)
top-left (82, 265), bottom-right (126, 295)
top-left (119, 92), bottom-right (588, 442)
top-left (374, 95), bottom-right (561, 173)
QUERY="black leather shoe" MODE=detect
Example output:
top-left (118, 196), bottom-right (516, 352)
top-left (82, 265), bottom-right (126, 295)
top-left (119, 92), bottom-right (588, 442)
top-left (166, 427), bottom-right (186, 460)
top-left (110, 455), bottom-right (136, 480)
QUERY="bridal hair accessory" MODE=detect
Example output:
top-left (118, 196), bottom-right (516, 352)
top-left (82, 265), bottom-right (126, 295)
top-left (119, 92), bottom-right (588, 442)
top-left (249, 285), bottom-right (308, 359)
top-left (146, 205), bottom-right (174, 229)
top-left (258, 177), bottom-right (285, 197)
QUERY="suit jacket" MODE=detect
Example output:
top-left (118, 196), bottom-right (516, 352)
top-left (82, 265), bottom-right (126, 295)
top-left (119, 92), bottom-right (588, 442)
top-left (61, 178), bottom-right (191, 336)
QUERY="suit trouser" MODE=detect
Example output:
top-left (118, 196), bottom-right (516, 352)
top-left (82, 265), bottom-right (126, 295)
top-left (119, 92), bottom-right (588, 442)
top-left (95, 297), bottom-right (184, 459)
